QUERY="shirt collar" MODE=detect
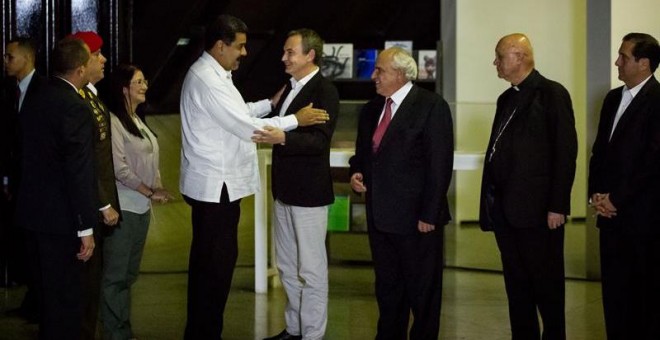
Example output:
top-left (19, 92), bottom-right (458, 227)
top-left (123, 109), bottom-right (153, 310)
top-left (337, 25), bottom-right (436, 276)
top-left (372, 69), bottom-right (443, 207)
top-left (202, 51), bottom-right (232, 80)
top-left (289, 67), bottom-right (319, 90)
top-left (85, 82), bottom-right (98, 95)
top-left (55, 76), bottom-right (79, 92)
top-left (18, 69), bottom-right (35, 93)
top-left (625, 74), bottom-right (653, 98)
top-left (389, 81), bottom-right (414, 106)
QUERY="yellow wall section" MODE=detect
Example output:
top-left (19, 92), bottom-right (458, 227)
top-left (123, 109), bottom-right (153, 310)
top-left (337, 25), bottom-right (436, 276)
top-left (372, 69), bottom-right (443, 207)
top-left (454, 0), bottom-right (587, 222)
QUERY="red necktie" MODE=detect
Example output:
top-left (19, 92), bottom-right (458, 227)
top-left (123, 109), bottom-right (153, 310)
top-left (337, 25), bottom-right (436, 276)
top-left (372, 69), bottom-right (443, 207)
top-left (372, 98), bottom-right (393, 153)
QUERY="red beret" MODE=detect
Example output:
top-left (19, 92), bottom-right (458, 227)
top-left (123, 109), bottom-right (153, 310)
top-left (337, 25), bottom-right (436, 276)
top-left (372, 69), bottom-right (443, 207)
top-left (70, 31), bottom-right (103, 53)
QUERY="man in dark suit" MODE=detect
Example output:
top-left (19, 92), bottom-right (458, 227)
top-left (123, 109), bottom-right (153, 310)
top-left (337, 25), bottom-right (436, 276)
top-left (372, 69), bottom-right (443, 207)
top-left (2, 37), bottom-right (46, 320)
top-left (255, 29), bottom-right (339, 340)
top-left (2, 37), bottom-right (39, 284)
top-left (16, 37), bottom-right (97, 340)
top-left (71, 30), bottom-right (121, 340)
top-left (589, 32), bottom-right (660, 340)
top-left (348, 47), bottom-right (453, 339)
top-left (480, 33), bottom-right (577, 339)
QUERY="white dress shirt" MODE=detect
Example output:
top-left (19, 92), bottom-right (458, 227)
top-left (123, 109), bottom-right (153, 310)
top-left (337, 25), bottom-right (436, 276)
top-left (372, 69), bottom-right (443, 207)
top-left (278, 67), bottom-right (319, 116)
top-left (180, 52), bottom-right (299, 203)
top-left (609, 75), bottom-right (652, 139)
top-left (377, 81), bottom-right (413, 123)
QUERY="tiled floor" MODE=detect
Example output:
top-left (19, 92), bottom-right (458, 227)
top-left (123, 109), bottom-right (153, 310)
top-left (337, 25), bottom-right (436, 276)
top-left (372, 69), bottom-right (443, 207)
top-left (0, 115), bottom-right (607, 339)
top-left (0, 265), bottom-right (606, 340)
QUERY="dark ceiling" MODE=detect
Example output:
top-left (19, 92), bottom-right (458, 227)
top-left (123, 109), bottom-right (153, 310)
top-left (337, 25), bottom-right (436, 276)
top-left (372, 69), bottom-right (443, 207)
top-left (130, 0), bottom-right (440, 113)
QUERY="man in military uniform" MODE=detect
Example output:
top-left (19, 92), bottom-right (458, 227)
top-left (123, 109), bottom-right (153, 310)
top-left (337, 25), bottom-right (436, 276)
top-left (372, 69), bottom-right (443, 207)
top-left (71, 31), bottom-right (120, 340)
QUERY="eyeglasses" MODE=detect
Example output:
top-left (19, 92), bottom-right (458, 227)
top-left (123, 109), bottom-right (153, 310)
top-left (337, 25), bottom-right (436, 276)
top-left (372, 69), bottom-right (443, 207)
top-left (131, 79), bottom-right (149, 86)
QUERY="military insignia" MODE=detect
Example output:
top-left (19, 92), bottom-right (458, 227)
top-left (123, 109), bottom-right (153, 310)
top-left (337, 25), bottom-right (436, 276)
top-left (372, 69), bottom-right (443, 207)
top-left (90, 101), bottom-right (98, 110)
top-left (78, 89), bottom-right (86, 98)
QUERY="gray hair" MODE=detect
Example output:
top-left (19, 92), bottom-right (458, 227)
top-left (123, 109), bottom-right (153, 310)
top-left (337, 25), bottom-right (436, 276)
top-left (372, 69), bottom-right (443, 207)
top-left (389, 47), bottom-right (418, 80)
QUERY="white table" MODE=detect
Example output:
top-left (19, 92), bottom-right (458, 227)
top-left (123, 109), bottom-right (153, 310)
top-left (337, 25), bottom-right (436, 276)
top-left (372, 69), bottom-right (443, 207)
top-left (253, 148), bottom-right (484, 293)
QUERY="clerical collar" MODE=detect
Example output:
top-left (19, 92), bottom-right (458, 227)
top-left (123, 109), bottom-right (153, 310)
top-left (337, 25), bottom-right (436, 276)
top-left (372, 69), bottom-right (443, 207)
top-left (510, 69), bottom-right (538, 91)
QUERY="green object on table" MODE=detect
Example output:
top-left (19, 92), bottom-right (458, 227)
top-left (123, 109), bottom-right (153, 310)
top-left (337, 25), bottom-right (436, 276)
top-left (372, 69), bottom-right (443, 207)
top-left (327, 195), bottom-right (350, 232)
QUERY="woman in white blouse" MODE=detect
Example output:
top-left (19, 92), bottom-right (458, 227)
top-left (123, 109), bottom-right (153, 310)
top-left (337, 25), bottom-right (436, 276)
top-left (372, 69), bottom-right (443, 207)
top-left (101, 64), bottom-right (170, 340)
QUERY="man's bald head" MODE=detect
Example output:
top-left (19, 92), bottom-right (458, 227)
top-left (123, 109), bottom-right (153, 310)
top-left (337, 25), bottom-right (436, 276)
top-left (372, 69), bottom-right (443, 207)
top-left (493, 33), bottom-right (535, 85)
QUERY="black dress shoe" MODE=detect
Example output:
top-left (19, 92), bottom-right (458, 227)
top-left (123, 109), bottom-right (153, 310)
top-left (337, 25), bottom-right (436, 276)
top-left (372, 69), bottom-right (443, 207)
top-left (263, 329), bottom-right (302, 340)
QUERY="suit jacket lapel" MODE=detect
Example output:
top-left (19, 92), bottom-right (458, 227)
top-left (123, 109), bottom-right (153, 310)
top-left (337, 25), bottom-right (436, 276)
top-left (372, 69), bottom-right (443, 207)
top-left (273, 82), bottom-right (292, 116)
top-left (610, 77), bottom-right (659, 143)
top-left (375, 86), bottom-right (418, 153)
top-left (283, 72), bottom-right (322, 116)
top-left (603, 89), bottom-right (622, 138)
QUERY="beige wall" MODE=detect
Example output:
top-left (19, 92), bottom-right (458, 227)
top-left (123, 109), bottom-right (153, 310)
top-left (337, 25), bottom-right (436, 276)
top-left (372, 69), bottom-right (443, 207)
top-left (446, 0), bottom-right (660, 278)
top-left (453, 0), bottom-right (587, 223)
top-left (611, 0), bottom-right (660, 87)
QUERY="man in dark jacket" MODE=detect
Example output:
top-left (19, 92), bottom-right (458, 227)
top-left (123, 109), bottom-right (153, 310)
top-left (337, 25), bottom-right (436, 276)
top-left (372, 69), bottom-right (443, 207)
top-left (349, 47), bottom-right (454, 340)
top-left (589, 32), bottom-right (660, 339)
top-left (480, 33), bottom-right (577, 340)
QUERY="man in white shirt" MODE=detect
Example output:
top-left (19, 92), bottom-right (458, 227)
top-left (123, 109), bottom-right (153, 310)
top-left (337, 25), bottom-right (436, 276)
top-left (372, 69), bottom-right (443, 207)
top-left (256, 29), bottom-right (339, 340)
top-left (179, 15), bottom-right (329, 340)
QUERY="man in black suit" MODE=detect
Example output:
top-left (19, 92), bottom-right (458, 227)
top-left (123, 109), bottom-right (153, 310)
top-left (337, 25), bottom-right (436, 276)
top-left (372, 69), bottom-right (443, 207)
top-left (255, 29), bottom-right (339, 340)
top-left (2, 37), bottom-right (45, 320)
top-left (71, 30), bottom-right (121, 340)
top-left (589, 32), bottom-right (660, 339)
top-left (16, 37), bottom-right (97, 340)
top-left (2, 37), bottom-right (39, 284)
top-left (480, 33), bottom-right (577, 339)
top-left (348, 47), bottom-right (453, 339)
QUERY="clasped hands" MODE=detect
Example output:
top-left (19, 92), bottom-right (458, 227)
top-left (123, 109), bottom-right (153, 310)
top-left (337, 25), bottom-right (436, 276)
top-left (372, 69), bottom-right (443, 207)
top-left (252, 103), bottom-right (329, 144)
top-left (590, 193), bottom-right (617, 218)
top-left (151, 188), bottom-right (174, 204)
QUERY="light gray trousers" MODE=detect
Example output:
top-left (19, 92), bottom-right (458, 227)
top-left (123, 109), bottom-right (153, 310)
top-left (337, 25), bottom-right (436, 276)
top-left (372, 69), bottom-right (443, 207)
top-left (273, 200), bottom-right (329, 340)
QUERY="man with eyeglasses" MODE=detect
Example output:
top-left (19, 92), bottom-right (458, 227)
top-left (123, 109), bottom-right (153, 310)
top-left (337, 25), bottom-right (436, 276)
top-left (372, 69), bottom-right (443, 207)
top-left (70, 31), bottom-right (121, 340)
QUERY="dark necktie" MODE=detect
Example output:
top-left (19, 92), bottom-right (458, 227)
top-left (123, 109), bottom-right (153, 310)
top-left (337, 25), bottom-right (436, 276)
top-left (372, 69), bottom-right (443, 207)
top-left (372, 98), bottom-right (393, 153)
top-left (15, 84), bottom-right (21, 112)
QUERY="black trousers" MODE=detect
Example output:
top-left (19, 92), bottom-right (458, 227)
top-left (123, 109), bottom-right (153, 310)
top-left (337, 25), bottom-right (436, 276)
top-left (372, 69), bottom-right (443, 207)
top-left (183, 185), bottom-right (241, 340)
top-left (494, 226), bottom-right (565, 340)
top-left (600, 227), bottom-right (660, 340)
top-left (80, 224), bottom-right (104, 340)
top-left (26, 229), bottom-right (83, 340)
top-left (368, 226), bottom-right (444, 340)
